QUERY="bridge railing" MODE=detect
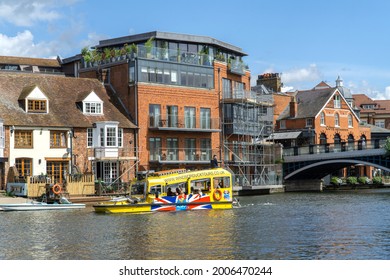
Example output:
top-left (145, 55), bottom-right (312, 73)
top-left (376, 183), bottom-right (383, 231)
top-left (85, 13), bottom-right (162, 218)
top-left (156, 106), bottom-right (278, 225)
top-left (283, 139), bottom-right (385, 157)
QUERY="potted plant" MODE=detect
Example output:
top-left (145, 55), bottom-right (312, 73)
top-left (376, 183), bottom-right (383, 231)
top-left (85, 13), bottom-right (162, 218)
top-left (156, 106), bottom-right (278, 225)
top-left (145, 37), bottom-right (154, 58)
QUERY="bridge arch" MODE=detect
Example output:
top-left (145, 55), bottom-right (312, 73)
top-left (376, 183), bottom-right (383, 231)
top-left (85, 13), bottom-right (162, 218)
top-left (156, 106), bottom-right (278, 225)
top-left (284, 159), bottom-right (390, 180)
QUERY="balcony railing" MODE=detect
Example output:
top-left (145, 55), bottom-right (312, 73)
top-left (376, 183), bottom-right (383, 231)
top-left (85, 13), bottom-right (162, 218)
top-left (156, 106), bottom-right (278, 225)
top-left (228, 58), bottom-right (246, 75)
top-left (149, 115), bottom-right (220, 131)
top-left (93, 147), bottom-right (138, 160)
top-left (150, 148), bottom-right (219, 164)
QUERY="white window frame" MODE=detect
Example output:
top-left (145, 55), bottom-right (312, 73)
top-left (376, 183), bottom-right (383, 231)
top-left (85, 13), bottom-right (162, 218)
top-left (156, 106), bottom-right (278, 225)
top-left (84, 102), bottom-right (103, 115)
top-left (306, 118), bottom-right (313, 127)
top-left (334, 95), bottom-right (341, 109)
top-left (375, 119), bottom-right (385, 128)
top-left (348, 114), bottom-right (353, 128)
top-left (320, 112), bottom-right (325, 126)
top-left (335, 113), bottom-right (340, 127)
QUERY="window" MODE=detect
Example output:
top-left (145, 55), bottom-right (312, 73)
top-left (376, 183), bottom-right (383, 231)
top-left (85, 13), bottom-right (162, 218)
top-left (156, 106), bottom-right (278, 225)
top-left (46, 160), bottom-right (68, 183)
top-left (167, 138), bottom-right (178, 160)
top-left (200, 108), bottom-right (211, 129)
top-left (319, 133), bottom-right (327, 145)
top-left (149, 104), bottom-right (161, 127)
top-left (149, 137), bottom-right (161, 161)
top-left (280, 120), bottom-right (286, 129)
top-left (222, 78), bottom-right (232, 99)
top-left (14, 130), bottom-right (33, 148)
top-left (320, 112), bottom-right (325, 125)
top-left (348, 114), bottom-right (353, 127)
top-left (118, 128), bottom-right (123, 147)
top-left (85, 102), bottom-right (102, 114)
top-left (87, 128), bottom-right (93, 147)
top-left (167, 106), bottom-right (178, 127)
top-left (50, 131), bottom-right (67, 148)
top-left (334, 95), bottom-right (341, 108)
top-left (106, 127), bottom-right (117, 147)
top-left (200, 139), bottom-right (211, 160)
top-left (185, 138), bottom-right (196, 160)
top-left (184, 107), bottom-right (196, 129)
top-left (15, 158), bottom-right (32, 176)
top-left (306, 118), bottom-right (313, 127)
top-left (27, 100), bottom-right (47, 113)
top-left (335, 113), bottom-right (340, 127)
top-left (375, 119), bottom-right (385, 128)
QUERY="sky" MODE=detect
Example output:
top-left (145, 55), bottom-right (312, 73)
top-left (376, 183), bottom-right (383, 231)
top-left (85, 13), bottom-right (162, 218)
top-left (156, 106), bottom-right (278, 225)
top-left (1, 0), bottom-right (390, 99)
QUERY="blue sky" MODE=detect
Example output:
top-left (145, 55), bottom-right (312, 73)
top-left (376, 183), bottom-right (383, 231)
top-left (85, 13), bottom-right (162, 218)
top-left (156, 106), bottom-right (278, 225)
top-left (1, 0), bottom-right (390, 98)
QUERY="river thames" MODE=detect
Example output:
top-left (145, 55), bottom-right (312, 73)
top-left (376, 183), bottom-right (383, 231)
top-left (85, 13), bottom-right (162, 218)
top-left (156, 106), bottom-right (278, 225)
top-left (1, 189), bottom-right (390, 260)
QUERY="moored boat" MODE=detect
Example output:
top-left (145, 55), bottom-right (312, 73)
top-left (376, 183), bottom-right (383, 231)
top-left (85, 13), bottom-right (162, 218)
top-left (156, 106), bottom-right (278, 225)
top-left (0, 197), bottom-right (86, 211)
top-left (93, 168), bottom-right (236, 214)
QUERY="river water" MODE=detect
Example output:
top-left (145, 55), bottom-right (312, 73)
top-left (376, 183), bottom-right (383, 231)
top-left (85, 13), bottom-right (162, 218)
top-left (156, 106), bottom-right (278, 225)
top-left (1, 189), bottom-right (390, 260)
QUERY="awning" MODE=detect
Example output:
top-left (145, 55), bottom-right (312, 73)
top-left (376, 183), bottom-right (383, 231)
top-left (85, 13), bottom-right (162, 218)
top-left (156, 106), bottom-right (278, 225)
top-left (267, 131), bottom-right (302, 140)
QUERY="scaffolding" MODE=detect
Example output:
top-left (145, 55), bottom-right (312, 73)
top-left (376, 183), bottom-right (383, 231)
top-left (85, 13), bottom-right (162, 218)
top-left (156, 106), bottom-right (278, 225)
top-left (222, 85), bottom-right (282, 187)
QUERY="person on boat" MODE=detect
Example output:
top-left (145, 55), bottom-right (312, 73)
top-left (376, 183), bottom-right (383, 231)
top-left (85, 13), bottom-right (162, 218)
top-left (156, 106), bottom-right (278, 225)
top-left (175, 187), bottom-right (181, 195)
top-left (210, 155), bottom-right (219, 168)
top-left (167, 187), bottom-right (175, 196)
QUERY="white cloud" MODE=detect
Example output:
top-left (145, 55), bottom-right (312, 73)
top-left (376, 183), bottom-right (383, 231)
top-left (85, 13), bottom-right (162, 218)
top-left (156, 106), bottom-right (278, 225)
top-left (0, 31), bottom-right (57, 57)
top-left (0, 0), bottom-right (63, 27)
top-left (281, 64), bottom-right (322, 84)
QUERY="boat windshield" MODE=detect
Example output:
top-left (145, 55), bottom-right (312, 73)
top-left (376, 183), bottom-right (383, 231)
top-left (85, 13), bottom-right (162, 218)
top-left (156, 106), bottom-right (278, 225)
top-left (131, 182), bottom-right (146, 196)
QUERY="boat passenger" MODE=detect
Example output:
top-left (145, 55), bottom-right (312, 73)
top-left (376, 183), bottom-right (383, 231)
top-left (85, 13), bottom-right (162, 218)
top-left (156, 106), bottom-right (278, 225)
top-left (167, 187), bottom-right (175, 196)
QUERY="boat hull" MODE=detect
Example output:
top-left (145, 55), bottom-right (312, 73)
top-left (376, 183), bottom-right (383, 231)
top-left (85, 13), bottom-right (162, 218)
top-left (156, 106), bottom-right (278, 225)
top-left (0, 202), bottom-right (86, 211)
top-left (93, 201), bottom-right (232, 214)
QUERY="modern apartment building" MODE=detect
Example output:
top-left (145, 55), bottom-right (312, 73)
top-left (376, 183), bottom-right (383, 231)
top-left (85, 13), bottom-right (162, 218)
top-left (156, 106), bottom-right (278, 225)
top-left (69, 31), bottom-right (279, 186)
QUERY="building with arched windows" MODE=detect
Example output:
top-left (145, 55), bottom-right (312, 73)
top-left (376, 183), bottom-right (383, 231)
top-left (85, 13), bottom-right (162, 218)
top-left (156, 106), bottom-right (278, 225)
top-left (273, 80), bottom-right (370, 149)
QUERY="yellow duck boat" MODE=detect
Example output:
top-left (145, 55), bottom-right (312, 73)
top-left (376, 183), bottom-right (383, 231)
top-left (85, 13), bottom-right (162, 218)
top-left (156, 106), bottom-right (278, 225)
top-left (93, 168), bottom-right (235, 214)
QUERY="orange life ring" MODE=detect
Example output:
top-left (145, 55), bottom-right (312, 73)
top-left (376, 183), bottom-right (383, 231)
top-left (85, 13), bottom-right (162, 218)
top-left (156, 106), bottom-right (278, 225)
top-left (213, 189), bottom-right (222, 201)
top-left (52, 184), bottom-right (62, 195)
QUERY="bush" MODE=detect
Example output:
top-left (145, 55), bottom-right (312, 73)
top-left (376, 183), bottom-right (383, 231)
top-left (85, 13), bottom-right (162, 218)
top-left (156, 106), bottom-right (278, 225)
top-left (358, 176), bottom-right (371, 184)
top-left (372, 176), bottom-right (383, 185)
top-left (347, 176), bottom-right (358, 185)
top-left (330, 176), bottom-right (342, 185)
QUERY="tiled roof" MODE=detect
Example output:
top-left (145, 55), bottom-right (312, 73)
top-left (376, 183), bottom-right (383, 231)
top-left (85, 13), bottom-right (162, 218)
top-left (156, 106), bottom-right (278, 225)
top-left (0, 55), bottom-right (61, 67)
top-left (278, 87), bottom-right (336, 120)
top-left (353, 94), bottom-right (390, 114)
top-left (0, 72), bottom-right (136, 129)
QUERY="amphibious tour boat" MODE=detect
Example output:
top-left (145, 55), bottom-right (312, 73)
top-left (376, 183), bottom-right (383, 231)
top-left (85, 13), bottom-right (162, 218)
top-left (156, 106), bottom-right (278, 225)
top-left (93, 168), bottom-right (236, 214)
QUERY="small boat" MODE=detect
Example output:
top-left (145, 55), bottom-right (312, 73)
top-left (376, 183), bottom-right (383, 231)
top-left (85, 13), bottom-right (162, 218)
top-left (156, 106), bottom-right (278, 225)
top-left (93, 167), bottom-right (236, 214)
top-left (0, 197), bottom-right (85, 211)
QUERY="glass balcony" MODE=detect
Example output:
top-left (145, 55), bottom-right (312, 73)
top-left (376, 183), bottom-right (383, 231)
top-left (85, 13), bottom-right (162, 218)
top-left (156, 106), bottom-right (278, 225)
top-left (150, 148), bottom-right (218, 164)
top-left (149, 115), bottom-right (220, 132)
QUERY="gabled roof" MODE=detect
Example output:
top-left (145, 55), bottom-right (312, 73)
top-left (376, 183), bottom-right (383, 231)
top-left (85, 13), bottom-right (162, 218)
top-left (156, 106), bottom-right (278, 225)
top-left (0, 72), bottom-right (136, 129)
top-left (278, 87), bottom-right (359, 120)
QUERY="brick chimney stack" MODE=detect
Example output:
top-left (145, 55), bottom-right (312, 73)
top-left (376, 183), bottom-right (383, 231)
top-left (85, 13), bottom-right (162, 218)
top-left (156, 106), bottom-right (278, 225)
top-left (290, 96), bottom-right (298, 118)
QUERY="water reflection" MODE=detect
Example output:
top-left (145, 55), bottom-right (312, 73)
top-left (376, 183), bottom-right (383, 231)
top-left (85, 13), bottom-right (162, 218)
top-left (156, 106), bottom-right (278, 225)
top-left (2, 189), bottom-right (390, 260)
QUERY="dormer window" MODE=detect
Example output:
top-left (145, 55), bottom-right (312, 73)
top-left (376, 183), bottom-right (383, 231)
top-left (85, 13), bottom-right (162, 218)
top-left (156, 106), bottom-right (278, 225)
top-left (19, 85), bottom-right (49, 114)
top-left (81, 91), bottom-right (103, 115)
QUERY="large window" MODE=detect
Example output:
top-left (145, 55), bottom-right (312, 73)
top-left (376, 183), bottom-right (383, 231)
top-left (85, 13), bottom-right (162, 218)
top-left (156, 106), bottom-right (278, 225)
top-left (28, 100), bottom-right (47, 113)
top-left (14, 130), bottom-right (33, 148)
top-left (149, 137), bottom-right (161, 161)
top-left (106, 127), bottom-right (117, 147)
top-left (200, 108), bottom-right (211, 129)
top-left (185, 138), bottom-right (196, 160)
top-left (184, 107), bottom-right (196, 128)
top-left (167, 138), bottom-right (178, 160)
top-left (15, 158), bottom-right (32, 177)
top-left (46, 160), bottom-right (68, 183)
top-left (149, 104), bottom-right (161, 127)
top-left (222, 78), bottom-right (232, 99)
top-left (200, 139), bottom-right (211, 160)
top-left (167, 105), bottom-right (178, 127)
top-left (50, 131), bottom-right (67, 148)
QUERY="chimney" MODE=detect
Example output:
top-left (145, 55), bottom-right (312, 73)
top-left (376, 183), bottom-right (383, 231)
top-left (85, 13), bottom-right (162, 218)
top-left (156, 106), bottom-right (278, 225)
top-left (290, 96), bottom-right (298, 118)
